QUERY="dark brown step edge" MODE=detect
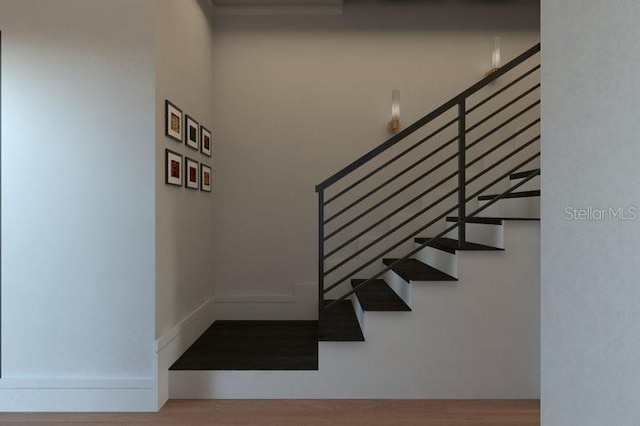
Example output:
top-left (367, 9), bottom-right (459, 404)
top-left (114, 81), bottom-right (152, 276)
top-left (478, 190), bottom-right (540, 201)
top-left (382, 258), bottom-right (457, 283)
top-left (319, 299), bottom-right (365, 342)
top-left (447, 216), bottom-right (540, 222)
top-left (446, 216), bottom-right (502, 225)
top-left (350, 279), bottom-right (411, 312)
top-left (510, 168), bottom-right (540, 180)
top-left (414, 237), bottom-right (503, 255)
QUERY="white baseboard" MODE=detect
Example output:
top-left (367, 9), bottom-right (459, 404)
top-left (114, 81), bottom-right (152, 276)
top-left (0, 379), bottom-right (157, 412)
top-left (0, 378), bottom-right (154, 389)
top-left (156, 294), bottom-right (217, 409)
top-left (0, 294), bottom-right (217, 412)
top-left (216, 283), bottom-right (317, 320)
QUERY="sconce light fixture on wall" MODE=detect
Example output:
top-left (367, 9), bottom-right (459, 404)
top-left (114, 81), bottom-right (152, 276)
top-left (387, 89), bottom-right (401, 133)
top-left (486, 37), bottom-right (501, 77)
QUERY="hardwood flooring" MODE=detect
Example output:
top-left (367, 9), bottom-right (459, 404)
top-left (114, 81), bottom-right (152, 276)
top-left (0, 399), bottom-right (540, 425)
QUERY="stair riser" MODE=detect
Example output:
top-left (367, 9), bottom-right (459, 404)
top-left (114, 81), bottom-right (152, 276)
top-left (413, 244), bottom-right (457, 278)
top-left (510, 175), bottom-right (540, 192)
top-left (382, 270), bottom-right (411, 307)
top-left (444, 222), bottom-right (504, 249)
top-left (351, 295), bottom-right (366, 334)
top-left (478, 197), bottom-right (540, 218)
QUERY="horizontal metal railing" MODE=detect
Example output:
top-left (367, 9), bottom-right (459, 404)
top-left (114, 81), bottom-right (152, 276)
top-left (316, 43), bottom-right (541, 335)
top-left (324, 169), bottom-right (540, 309)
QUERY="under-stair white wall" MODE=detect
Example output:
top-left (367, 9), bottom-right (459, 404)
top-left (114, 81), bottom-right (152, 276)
top-left (209, 3), bottom-right (540, 300)
top-left (172, 220), bottom-right (540, 398)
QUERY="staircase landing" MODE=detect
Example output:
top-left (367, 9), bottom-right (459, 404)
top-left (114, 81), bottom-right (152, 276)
top-left (170, 320), bottom-right (318, 371)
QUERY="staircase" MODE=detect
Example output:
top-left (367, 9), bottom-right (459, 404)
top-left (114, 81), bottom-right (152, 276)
top-left (316, 43), bottom-right (540, 341)
top-left (170, 43), bottom-right (540, 399)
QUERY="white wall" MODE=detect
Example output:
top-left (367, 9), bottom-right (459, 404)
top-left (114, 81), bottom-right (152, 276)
top-left (209, 2), bottom-right (540, 299)
top-left (155, 0), bottom-right (217, 408)
top-left (0, 0), bottom-right (157, 411)
top-left (541, 1), bottom-right (640, 424)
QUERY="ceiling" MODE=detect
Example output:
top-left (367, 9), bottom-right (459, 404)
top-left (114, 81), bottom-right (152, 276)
top-left (208, 0), bottom-right (539, 16)
top-left (208, 0), bottom-right (343, 15)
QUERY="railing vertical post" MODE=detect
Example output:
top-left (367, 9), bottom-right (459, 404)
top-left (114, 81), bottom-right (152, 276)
top-left (457, 99), bottom-right (466, 247)
top-left (318, 189), bottom-right (325, 338)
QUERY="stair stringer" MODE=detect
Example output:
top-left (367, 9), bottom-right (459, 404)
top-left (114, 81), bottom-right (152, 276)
top-left (169, 220), bottom-right (539, 399)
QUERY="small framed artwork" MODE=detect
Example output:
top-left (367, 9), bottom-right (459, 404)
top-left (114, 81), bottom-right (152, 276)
top-left (185, 157), bottom-right (199, 190)
top-left (201, 164), bottom-right (212, 192)
top-left (165, 100), bottom-right (183, 142)
top-left (185, 115), bottom-right (199, 150)
top-left (165, 149), bottom-right (183, 186)
top-left (200, 126), bottom-right (212, 157)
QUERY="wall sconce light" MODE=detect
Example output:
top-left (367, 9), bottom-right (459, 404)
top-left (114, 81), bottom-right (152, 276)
top-left (387, 89), bottom-right (401, 133)
top-left (486, 37), bottom-right (501, 77)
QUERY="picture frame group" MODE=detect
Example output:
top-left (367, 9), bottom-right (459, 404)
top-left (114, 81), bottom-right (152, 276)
top-left (165, 150), bottom-right (212, 192)
top-left (164, 100), bottom-right (213, 192)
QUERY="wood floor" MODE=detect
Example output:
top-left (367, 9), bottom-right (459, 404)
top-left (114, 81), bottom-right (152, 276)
top-left (0, 399), bottom-right (540, 425)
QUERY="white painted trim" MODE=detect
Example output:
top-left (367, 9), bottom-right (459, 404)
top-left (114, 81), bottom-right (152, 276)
top-left (156, 294), bottom-right (217, 409)
top-left (216, 294), bottom-right (294, 304)
top-left (0, 378), bottom-right (154, 390)
top-left (156, 295), bottom-right (217, 352)
top-left (216, 283), bottom-right (317, 320)
top-left (414, 243), bottom-right (458, 278)
top-left (0, 387), bottom-right (158, 412)
top-left (383, 269), bottom-right (411, 307)
top-left (351, 294), bottom-right (365, 334)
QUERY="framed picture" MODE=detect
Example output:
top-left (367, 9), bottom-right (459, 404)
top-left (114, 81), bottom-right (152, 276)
top-left (165, 149), bottom-right (183, 186)
top-left (185, 115), bottom-right (199, 150)
top-left (200, 126), bottom-right (212, 157)
top-left (165, 100), bottom-right (183, 142)
top-left (185, 157), bottom-right (199, 190)
top-left (201, 164), bottom-right (212, 192)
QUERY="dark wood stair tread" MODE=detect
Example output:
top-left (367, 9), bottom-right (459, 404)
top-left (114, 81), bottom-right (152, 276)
top-left (170, 321), bottom-right (318, 371)
top-left (510, 168), bottom-right (540, 180)
top-left (446, 216), bottom-right (503, 225)
top-left (382, 258), bottom-right (456, 283)
top-left (478, 190), bottom-right (540, 201)
top-left (414, 237), bottom-right (503, 254)
top-left (446, 216), bottom-right (540, 224)
top-left (319, 300), bottom-right (365, 342)
top-left (351, 279), bottom-right (411, 312)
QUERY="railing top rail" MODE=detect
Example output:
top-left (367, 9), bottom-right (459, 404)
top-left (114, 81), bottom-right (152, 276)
top-left (315, 42), bottom-right (540, 193)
